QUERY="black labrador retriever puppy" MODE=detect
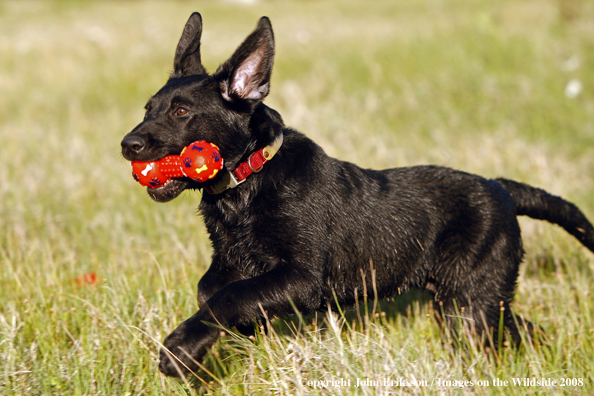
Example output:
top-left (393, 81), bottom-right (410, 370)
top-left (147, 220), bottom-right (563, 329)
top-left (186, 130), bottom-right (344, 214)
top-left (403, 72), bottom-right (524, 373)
top-left (121, 13), bottom-right (594, 377)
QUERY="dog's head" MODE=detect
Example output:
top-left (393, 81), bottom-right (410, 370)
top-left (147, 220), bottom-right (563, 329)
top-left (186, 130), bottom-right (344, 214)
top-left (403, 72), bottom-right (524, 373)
top-left (121, 13), bottom-right (282, 202)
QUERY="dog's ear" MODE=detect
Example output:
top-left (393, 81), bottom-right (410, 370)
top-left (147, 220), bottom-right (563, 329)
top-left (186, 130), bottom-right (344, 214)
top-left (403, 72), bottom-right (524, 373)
top-left (214, 17), bottom-right (274, 104)
top-left (172, 12), bottom-right (206, 77)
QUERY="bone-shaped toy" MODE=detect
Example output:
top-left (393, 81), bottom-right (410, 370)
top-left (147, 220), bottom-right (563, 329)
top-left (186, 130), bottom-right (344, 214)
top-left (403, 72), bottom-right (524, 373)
top-left (131, 141), bottom-right (223, 188)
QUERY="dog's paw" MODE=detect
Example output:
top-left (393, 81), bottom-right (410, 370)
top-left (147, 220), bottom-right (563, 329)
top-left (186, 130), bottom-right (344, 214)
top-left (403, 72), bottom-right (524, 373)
top-left (158, 318), bottom-right (218, 377)
top-left (159, 344), bottom-right (198, 377)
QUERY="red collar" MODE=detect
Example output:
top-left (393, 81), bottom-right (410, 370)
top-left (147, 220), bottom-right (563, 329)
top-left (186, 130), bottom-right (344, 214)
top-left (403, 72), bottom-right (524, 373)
top-left (205, 133), bottom-right (283, 194)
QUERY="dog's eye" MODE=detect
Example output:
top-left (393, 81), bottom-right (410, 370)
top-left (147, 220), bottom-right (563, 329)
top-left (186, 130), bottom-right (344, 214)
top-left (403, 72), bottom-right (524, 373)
top-left (174, 107), bottom-right (188, 117)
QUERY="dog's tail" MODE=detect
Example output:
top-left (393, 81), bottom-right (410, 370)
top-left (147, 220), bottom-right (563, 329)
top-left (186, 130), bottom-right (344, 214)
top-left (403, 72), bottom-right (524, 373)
top-left (497, 178), bottom-right (594, 253)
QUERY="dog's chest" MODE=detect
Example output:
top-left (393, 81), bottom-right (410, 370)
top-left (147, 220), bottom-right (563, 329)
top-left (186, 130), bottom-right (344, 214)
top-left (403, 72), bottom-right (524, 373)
top-left (201, 197), bottom-right (286, 276)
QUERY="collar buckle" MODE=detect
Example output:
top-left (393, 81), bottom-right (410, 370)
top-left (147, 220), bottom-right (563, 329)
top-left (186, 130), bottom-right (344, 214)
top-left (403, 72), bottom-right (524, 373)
top-left (205, 171), bottom-right (245, 195)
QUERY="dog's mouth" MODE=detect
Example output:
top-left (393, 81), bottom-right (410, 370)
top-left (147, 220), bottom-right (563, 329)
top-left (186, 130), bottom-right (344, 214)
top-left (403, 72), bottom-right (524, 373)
top-left (146, 178), bottom-right (191, 203)
top-left (146, 175), bottom-right (219, 202)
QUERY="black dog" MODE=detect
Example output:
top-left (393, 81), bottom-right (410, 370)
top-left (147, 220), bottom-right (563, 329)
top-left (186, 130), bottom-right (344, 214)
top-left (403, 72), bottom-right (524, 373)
top-left (121, 13), bottom-right (594, 377)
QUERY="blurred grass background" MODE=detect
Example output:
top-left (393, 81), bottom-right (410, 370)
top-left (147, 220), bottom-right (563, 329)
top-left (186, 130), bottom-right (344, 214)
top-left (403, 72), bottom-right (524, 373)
top-left (0, 0), bottom-right (593, 394)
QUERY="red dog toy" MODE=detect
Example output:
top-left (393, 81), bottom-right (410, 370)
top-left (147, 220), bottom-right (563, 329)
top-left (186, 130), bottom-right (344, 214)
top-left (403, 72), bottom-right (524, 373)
top-left (131, 141), bottom-right (223, 188)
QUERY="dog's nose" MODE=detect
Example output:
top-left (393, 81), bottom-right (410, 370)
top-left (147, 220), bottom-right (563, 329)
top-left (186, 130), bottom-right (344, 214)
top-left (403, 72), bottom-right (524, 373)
top-left (121, 135), bottom-right (146, 156)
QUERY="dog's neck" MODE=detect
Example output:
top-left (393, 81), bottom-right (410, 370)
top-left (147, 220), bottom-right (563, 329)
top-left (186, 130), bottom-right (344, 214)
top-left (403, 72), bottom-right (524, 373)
top-left (205, 132), bottom-right (283, 195)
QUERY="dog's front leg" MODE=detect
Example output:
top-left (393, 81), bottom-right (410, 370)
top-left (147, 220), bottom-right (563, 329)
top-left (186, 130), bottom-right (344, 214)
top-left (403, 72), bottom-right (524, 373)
top-left (159, 265), bottom-right (322, 377)
top-left (196, 262), bottom-right (242, 306)
top-left (197, 264), bottom-right (258, 337)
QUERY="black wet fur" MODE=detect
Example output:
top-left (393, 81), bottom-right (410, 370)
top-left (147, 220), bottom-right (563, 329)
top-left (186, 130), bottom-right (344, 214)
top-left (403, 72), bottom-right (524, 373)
top-left (120, 13), bottom-right (594, 377)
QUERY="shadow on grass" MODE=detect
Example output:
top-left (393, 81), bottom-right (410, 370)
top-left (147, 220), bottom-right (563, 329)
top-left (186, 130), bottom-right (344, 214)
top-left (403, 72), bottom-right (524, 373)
top-left (276, 288), bottom-right (436, 335)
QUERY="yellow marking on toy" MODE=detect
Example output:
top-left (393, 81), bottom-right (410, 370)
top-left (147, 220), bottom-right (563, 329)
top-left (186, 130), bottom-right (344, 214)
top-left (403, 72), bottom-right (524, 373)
top-left (195, 165), bottom-right (209, 174)
top-left (208, 168), bottom-right (219, 179)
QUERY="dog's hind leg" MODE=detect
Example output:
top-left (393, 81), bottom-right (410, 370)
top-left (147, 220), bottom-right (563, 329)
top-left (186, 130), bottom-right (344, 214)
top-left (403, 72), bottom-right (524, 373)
top-left (434, 286), bottom-right (525, 348)
top-left (432, 215), bottom-right (528, 348)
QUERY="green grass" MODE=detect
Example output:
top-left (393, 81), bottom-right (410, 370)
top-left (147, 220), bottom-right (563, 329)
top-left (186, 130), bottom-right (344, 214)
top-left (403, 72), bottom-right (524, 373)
top-left (1, 0), bottom-right (594, 394)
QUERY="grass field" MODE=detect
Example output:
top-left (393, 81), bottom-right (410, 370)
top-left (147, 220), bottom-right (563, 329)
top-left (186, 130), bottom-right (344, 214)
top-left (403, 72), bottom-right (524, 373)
top-left (1, 0), bottom-right (594, 394)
